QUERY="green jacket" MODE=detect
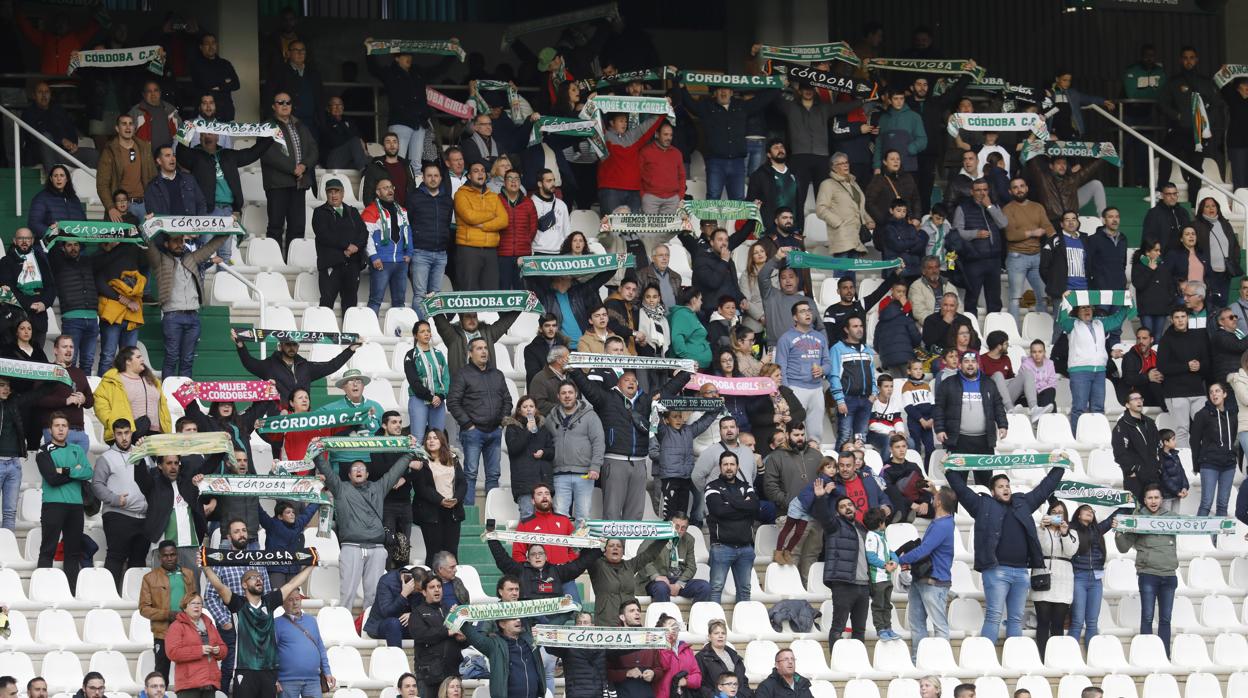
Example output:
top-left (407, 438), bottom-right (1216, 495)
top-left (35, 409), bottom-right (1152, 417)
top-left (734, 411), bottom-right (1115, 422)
top-left (587, 539), bottom-right (668, 626)
top-left (639, 532), bottom-right (698, 584)
top-left (36, 442), bottom-right (93, 504)
top-left (668, 305), bottom-right (711, 368)
top-left (1115, 507), bottom-right (1179, 577)
top-left (461, 622), bottom-right (545, 698)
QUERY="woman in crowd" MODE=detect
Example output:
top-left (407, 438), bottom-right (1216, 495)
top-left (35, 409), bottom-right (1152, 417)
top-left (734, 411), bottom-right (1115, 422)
top-left (1033, 500), bottom-right (1077, 659)
top-left (486, 155), bottom-right (516, 193)
top-left (404, 320), bottom-right (450, 438)
top-left (710, 349), bottom-right (752, 431)
top-left (1228, 351), bottom-right (1248, 460)
top-left (944, 323), bottom-right (980, 359)
top-left (1192, 197), bottom-right (1241, 307)
top-left (163, 593), bottom-right (225, 698)
top-left (738, 243), bottom-right (769, 337)
top-left (695, 619), bottom-right (751, 698)
top-left (504, 395), bottom-right (554, 519)
top-left (276, 387), bottom-right (337, 460)
top-left (94, 346), bottom-right (171, 442)
top-left (3, 318), bottom-right (48, 450)
top-left (496, 170), bottom-right (536, 290)
top-left (411, 428), bottom-right (467, 567)
top-left (1016, 339), bottom-right (1058, 412)
top-left (656, 614), bottom-right (701, 698)
top-left (1068, 503), bottom-right (1116, 647)
top-left (1132, 240), bottom-right (1175, 339)
top-left (731, 325), bottom-right (762, 377)
top-left (746, 362), bottom-right (804, 459)
top-left (28, 164), bottom-right (85, 239)
top-left (918, 677), bottom-right (942, 698)
top-left (1191, 381), bottom-right (1238, 521)
top-left (559, 230), bottom-right (591, 256)
top-left (183, 386), bottom-right (275, 465)
top-left (1164, 224), bottom-right (1210, 293)
top-left (257, 500), bottom-right (320, 588)
top-left (438, 676), bottom-right (462, 698)
top-left (638, 282), bottom-right (670, 358)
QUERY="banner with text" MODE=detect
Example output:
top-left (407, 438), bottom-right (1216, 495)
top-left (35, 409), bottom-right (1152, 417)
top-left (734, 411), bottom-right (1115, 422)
top-left (942, 453), bottom-right (1072, 471)
top-left (948, 112), bottom-right (1049, 140)
top-left (0, 358), bottom-right (74, 388)
top-left (685, 374), bottom-right (777, 396)
top-left (257, 407), bottom-right (373, 434)
top-left (679, 71), bottom-right (784, 90)
top-left (201, 548), bottom-right (320, 567)
top-left (420, 291), bottom-right (544, 317)
top-left (760, 42), bottom-right (859, 65)
top-left (519, 253), bottom-right (633, 277)
top-left (127, 432), bottom-right (235, 464)
top-left (533, 624), bottom-right (668, 649)
top-left (566, 352), bottom-right (695, 373)
top-left (1054, 481), bottom-right (1135, 508)
top-left (786, 251), bottom-right (902, 272)
top-left (770, 62), bottom-right (877, 100)
top-left (446, 596), bottom-right (580, 630)
top-left (1116, 515), bottom-right (1236, 535)
top-left (47, 221), bottom-right (142, 245)
top-left (236, 328), bottom-right (360, 345)
top-left (365, 39), bottom-right (465, 62)
top-left (68, 45), bottom-right (163, 75)
top-left (142, 216), bottom-right (246, 239)
top-left (484, 530), bottom-right (606, 550)
top-left (172, 380), bottom-right (280, 407)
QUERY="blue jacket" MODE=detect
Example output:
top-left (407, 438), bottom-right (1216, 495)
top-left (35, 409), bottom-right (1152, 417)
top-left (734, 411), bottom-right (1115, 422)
top-left (143, 172), bottom-right (208, 216)
top-left (947, 466), bottom-right (1066, 572)
top-left (880, 219), bottom-right (928, 271)
top-left (257, 503), bottom-right (319, 575)
top-left (364, 568), bottom-right (417, 638)
top-left (952, 198), bottom-right (1006, 262)
top-left (897, 514), bottom-right (955, 582)
top-left (873, 298), bottom-right (921, 368)
top-left (406, 182), bottom-right (454, 252)
top-left (1159, 451), bottom-right (1190, 499)
top-left (1085, 227), bottom-right (1129, 291)
top-left (274, 612), bottom-right (332, 682)
top-left (828, 341), bottom-right (876, 403)
top-left (28, 189), bottom-right (85, 239)
top-left (1070, 516), bottom-right (1115, 572)
top-left (364, 201), bottom-right (415, 265)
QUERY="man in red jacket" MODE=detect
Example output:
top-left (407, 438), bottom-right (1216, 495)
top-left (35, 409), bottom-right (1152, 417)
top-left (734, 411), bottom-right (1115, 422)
top-left (639, 121), bottom-right (687, 214)
top-left (511, 483), bottom-right (581, 601)
top-left (597, 108), bottom-right (668, 214)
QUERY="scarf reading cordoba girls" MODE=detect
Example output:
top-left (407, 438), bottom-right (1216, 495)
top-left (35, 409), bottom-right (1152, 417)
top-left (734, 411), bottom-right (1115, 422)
top-left (426, 87), bottom-right (475, 119)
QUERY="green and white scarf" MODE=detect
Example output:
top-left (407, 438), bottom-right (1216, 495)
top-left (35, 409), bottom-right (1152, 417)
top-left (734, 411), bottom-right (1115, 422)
top-left (681, 200), bottom-right (762, 226)
top-left (1117, 515), bottom-right (1236, 535)
top-left (47, 221), bottom-right (142, 245)
top-left (127, 432), bottom-right (236, 465)
top-left (585, 520), bottom-right (678, 540)
top-left (0, 288), bottom-right (17, 306)
top-left (484, 529), bottom-right (606, 550)
top-left (201, 548), bottom-right (320, 568)
top-left (235, 328), bottom-right (361, 345)
top-left (565, 352), bottom-right (695, 373)
top-left (942, 453), bottom-right (1072, 471)
top-left (499, 2), bottom-right (620, 49)
top-left (68, 45), bottom-right (164, 75)
top-left (257, 407), bottom-right (374, 434)
top-left (679, 72), bottom-right (784, 90)
top-left (176, 119), bottom-right (288, 153)
top-left (865, 58), bottom-right (986, 82)
top-left (760, 42), bottom-right (859, 65)
top-left (947, 113), bottom-right (1049, 140)
top-left (142, 216), bottom-right (246, 239)
top-left (0, 358), bottom-right (73, 387)
top-left (581, 68), bottom-right (668, 92)
top-left (785, 252), bottom-right (902, 272)
top-left (1054, 481), bottom-right (1135, 508)
top-left (1021, 140), bottom-right (1121, 167)
top-left (198, 474), bottom-right (327, 501)
top-left (770, 62), bottom-right (878, 100)
top-left (603, 213), bottom-right (691, 235)
top-left (582, 95), bottom-right (675, 123)
top-left (528, 116), bottom-right (607, 158)
top-left (470, 80), bottom-right (524, 124)
top-left (1214, 64), bottom-right (1248, 89)
top-left (1061, 290), bottom-right (1132, 314)
top-left (519, 253), bottom-right (633, 277)
top-left (305, 435), bottom-right (423, 463)
top-left (273, 460), bottom-right (315, 475)
top-left (420, 290), bottom-right (544, 317)
top-left (1192, 92), bottom-right (1212, 151)
top-left (446, 596), bottom-right (580, 630)
top-left (365, 39), bottom-right (465, 62)
top-left (12, 250), bottom-right (42, 296)
top-left (533, 624), bottom-right (669, 649)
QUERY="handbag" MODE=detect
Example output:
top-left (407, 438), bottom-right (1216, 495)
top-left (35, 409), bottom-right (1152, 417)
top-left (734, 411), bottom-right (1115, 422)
top-left (1031, 529), bottom-right (1055, 592)
top-left (282, 615), bottom-right (332, 692)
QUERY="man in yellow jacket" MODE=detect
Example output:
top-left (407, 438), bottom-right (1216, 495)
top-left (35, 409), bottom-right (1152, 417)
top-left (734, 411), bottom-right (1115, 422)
top-left (453, 161), bottom-right (508, 291)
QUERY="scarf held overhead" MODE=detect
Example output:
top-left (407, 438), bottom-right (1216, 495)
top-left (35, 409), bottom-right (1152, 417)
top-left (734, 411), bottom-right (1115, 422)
top-left (304, 435), bottom-right (424, 463)
top-left (484, 529), bottom-right (606, 550)
top-left (865, 58), bottom-right (987, 81)
top-left (532, 624), bottom-right (669, 649)
top-left (565, 352), bottom-right (696, 373)
top-left (446, 596), bottom-right (580, 630)
top-left (201, 548), bottom-right (320, 567)
top-left (47, 221), bottom-right (142, 244)
top-left (420, 290), bottom-right (544, 317)
top-left (770, 62), bottom-right (878, 100)
top-left (142, 216), bottom-right (246, 239)
top-left (942, 453), bottom-right (1072, 471)
top-left (257, 407), bottom-right (374, 434)
top-left (68, 45), bottom-right (164, 75)
top-left (470, 80), bottom-right (524, 125)
top-left (499, 2), bottom-right (619, 49)
top-left (519, 253), bottom-right (634, 277)
top-left (198, 474), bottom-right (327, 501)
top-left (1060, 290), bottom-right (1132, 314)
top-left (760, 42), bottom-right (860, 65)
top-left (127, 432), bottom-right (236, 464)
top-left (603, 213), bottom-right (691, 235)
top-left (426, 88), bottom-right (476, 119)
top-left (686, 374), bottom-right (777, 396)
top-left (679, 71), bottom-right (785, 90)
top-left (1117, 515), bottom-right (1236, 535)
top-left (528, 116), bottom-right (607, 158)
top-left (681, 199), bottom-right (762, 226)
top-left (365, 39), bottom-right (466, 62)
top-left (1054, 480), bottom-right (1135, 507)
top-left (235, 328), bottom-right (360, 345)
top-left (785, 251), bottom-right (903, 271)
top-left (176, 119), bottom-right (288, 153)
top-left (584, 520), bottom-right (678, 539)
top-left (172, 380), bottom-right (281, 407)
top-left (581, 95), bottom-right (675, 123)
top-left (0, 358), bottom-right (74, 387)
top-left (947, 112), bottom-right (1050, 140)
top-left (1021, 140), bottom-right (1121, 167)
top-left (1214, 64), bottom-right (1248, 89)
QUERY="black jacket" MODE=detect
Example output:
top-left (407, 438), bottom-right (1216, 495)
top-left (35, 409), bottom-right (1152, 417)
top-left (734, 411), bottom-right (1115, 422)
top-left (812, 494), bottom-right (868, 585)
top-left (695, 644), bottom-right (752, 698)
top-left (362, 155), bottom-right (415, 207)
top-left (1141, 203), bottom-right (1191, 251)
top-left (947, 466), bottom-right (1066, 572)
top-left (1117, 347), bottom-right (1164, 408)
top-left (746, 164), bottom-right (804, 234)
top-left (704, 474), bottom-right (760, 547)
top-left (864, 171), bottom-right (921, 227)
top-left (754, 670), bottom-right (814, 698)
top-left (48, 246), bottom-right (99, 315)
top-left (526, 272), bottom-right (615, 343)
top-left (523, 335), bottom-right (569, 386)
top-left (189, 54), bottom-right (240, 121)
top-left (692, 246), bottom-right (745, 306)
top-left (546, 646), bottom-right (607, 698)
top-left (447, 363), bottom-right (512, 432)
top-left (135, 458), bottom-right (208, 544)
top-left (311, 203), bottom-right (369, 270)
top-left (907, 74), bottom-right (971, 158)
top-left (1131, 257), bottom-right (1177, 317)
top-left (94, 243), bottom-right (143, 304)
top-left (1111, 412), bottom-right (1162, 488)
top-left (932, 372), bottom-right (1008, 452)
top-left (570, 370), bottom-right (690, 459)
top-left (407, 182), bottom-right (455, 252)
top-left (409, 601), bottom-right (466, 686)
top-left (0, 246), bottom-right (55, 316)
top-left (487, 538), bottom-right (603, 600)
top-left (235, 343), bottom-right (356, 402)
top-left (1191, 403), bottom-right (1238, 471)
top-left (177, 139), bottom-right (272, 213)
top-left (505, 422), bottom-right (555, 503)
top-left (1040, 232), bottom-right (1091, 300)
top-left (1085, 228), bottom-right (1130, 291)
top-left (675, 85), bottom-right (781, 158)
top-left (365, 56), bottom-right (439, 129)
top-left (1210, 325), bottom-right (1248, 381)
top-left (410, 457), bottom-right (468, 524)
top-left (1155, 327), bottom-right (1209, 398)
top-left (1193, 214), bottom-right (1243, 277)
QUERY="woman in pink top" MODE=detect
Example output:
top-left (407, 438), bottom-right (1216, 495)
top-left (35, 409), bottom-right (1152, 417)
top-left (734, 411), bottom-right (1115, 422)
top-left (656, 614), bottom-right (702, 698)
top-left (1018, 339), bottom-right (1058, 412)
top-left (1165, 224), bottom-right (1210, 291)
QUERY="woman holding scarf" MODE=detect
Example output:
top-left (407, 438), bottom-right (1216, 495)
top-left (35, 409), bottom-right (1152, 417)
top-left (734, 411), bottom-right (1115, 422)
top-left (182, 380), bottom-right (278, 470)
top-left (403, 320), bottom-right (449, 439)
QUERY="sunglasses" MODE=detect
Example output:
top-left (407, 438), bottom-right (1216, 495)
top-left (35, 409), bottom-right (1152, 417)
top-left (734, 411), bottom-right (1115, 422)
top-left (274, 100), bottom-right (292, 106)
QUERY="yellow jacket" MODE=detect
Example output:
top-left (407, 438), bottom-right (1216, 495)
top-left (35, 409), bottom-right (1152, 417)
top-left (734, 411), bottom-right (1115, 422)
top-left (94, 368), bottom-right (172, 441)
top-left (454, 184), bottom-right (508, 248)
top-left (98, 271), bottom-right (147, 330)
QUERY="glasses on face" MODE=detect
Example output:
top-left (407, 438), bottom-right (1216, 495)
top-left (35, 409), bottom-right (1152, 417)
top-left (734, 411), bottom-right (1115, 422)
top-left (275, 100), bottom-right (292, 106)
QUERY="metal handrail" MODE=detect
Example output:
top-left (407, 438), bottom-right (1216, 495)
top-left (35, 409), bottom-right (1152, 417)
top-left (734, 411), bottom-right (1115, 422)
top-left (213, 262), bottom-right (268, 360)
top-left (1086, 103), bottom-right (1248, 244)
top-left (0, 103), bottom-right (95, 217)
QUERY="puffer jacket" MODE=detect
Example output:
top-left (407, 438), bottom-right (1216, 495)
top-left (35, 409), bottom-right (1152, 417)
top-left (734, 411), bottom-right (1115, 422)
top-left (1112, 412), bottom-right (1162, 486)
top-left (816, 171), bottom-right (872, 255)
top-left (650, 409), bottom-right (720, 479)
top-left (657, 643), bottom-right (702, 698)
top-left (1071, 516), bottom-right (1115, 573)
top-left (93, 369), bottom-right (172, 441)
top-left (546, 646), bottom-right (606, 698)
top-left (873, 297), bottom-right (921, 368)
top-left (28, 189), bottom-right (85, 239)
top-left (505, 421), bottom-right (555, 499)
top-left (97, 271), bottom-right (146, 329)
top-left (453, 183), bottom-right (509, 248)
top-left (498, 192), bottom-right (538, 257)
top-left (49, 245), bottom-right (99, 314)
top-left (164, 611), bottom-right (225, 690)
top-left (488, 538), bottom-right (603, 600)
top-left (695, 644), bottom-right (752, 698)
top-left (813, 494), bottom-right (868, 586)
top-left (547, 400), bottom-right (605, 476)
top-left (407, 182), bottom-right (454, 252)
top-left (1190, 402), bottom-right (1238, 471)
top-left (1116, 506), bottom-right (1179, 577)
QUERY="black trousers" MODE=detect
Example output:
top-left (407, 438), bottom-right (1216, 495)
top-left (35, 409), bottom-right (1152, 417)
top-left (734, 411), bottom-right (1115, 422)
top-left (318, 263), bottom-right (362, 312)
top-left (455, 245), bottom-right (499, 292)
top-left (957, 433), bottom-right (996, 487)
top-left (962, 257), bottom-right (1003, 314)
top-left (789, 153), bottom-right (829, 209)
top-left (384, 501), bottom-right (414, 569)
top-left (232, 668), bottom-right (278, 698)
top-left (153, 637), bottom-right (170, 682)
top-left (662, 477), bottom-right (693, 520)
top-left (827, 581), bottom-right (869, 648)
top-left (916, 153), bottom-right (939, 215)
top-left (264, 186), bottom-right (307, 254)
top-left (421, 513), bottom-right (461, 567)
top-left (1158, 128), bottom-right (1207, 205)
top-left (103, 511), bottom-right (150, 590)
top-left (39, 502), bottom-right (84, 592)
top-left (1035, 601), bottom-right (1069, 659)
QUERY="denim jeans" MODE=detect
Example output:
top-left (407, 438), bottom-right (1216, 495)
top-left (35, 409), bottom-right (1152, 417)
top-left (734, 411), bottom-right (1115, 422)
top-left (837, 394), bottom-right (872, 447)
top-left (1139, 315), bottom-right (1167, 340)
top-left (129, 200), bottom-right (147, 220)
top-left (61, 316), bottom-right (99, 374)
top-left (279, 677), bottom-right (323, 698)
top-left (42, 428), bottom-right (90, 453)
top-left (1069, 568), bottom-right (1103, 646)
top-left (598, 188), bottom-right (642, 214)
top-left (410, 250), bottom-right (447, 316)
top-left (745, 140), bottom-right (767, 177)
top-left (407, 396), bottom-right (446, 439)
top-left (1198, 466), bottom-right (1235, 517)
top-left (646, 576), bottom-right (713, 603)
top-left (1138, 573), bottom-right (1177, 655)
top-left (907, 580), bottom-right (950, 660)
top-left (1068, 370), bottom-right (1105, 431)
top-left (517, 494), bottom-right (534, 520)
top-left (368, 260), bottom-right (408, 314)
top-left (554, 472), bottom-right (594, 523)
top-left (389, 124), bottom-right (427, 163)
top-left (205, 204), bottom-right (235, 262)
top-left (1005, 252), bottom-right (1047, 319)
top-left (0, 457), bottom-right (20, 530)
top-left (981, 565), bottom-right (1031, 640)
top-left (706, 156), bottom-right (747, 201)
top-left (459, 426), bottom-right (501, 505)
top-left (98, 321), bottom-right (140, 376)
top-left (708, 543), bottom-right (755, 603)
top-left (161, 310), bottom-right (201, 378)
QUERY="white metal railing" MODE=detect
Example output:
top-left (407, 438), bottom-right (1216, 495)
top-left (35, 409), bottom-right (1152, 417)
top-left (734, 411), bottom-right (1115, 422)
top-left (0, 104), bottom-right (95, 217)
top-left (1086, 104), bottom-right (1248, 244)
top-left (213, 262), bottom-right (268, 359)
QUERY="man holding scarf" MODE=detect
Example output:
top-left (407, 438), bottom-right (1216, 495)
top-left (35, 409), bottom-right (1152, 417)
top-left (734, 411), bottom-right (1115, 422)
top-left (908, 70), bottom-right (974, 215)
top-left (363, 178), bottom-right (414, 315)
top-left (674, 72), bottom-right (780, 201)
top-left (0, 227), bottom-right (54, 346)
top-left (1158, 46), bottom-right (1224, 205)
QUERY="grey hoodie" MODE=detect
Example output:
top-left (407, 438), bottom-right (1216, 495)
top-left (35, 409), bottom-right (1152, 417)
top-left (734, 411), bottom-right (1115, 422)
top-left (546, 400), bottom-right (605, 476)
top-left (90, 444), bottom-right (148, 518)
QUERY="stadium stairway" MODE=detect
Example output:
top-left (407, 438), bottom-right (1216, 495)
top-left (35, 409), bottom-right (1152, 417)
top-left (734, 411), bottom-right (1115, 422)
top-left (0, 168), bottom-right (50, 243)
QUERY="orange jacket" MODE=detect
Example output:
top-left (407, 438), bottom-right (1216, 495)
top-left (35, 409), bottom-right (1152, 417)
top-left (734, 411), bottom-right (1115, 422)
top-left (453, 183), bottom-right (508, 248)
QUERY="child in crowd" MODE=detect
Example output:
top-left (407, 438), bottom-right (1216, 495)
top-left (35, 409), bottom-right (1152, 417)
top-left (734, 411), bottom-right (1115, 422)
top-left (900, 359), bottom-right (935, 468)
top-left (1017, 339), bottom-right (1058, 414)
top-left (652, 407), bottom-right (720, 520)
top-left (882, 434), bottom-right (932, 523)
top-left (867, 374), bottom-right (906, 454)
top-left (921, 203), bottom-right (951, 266)
top-left (864, 507), bottom-right (901, 641)
top-left (1158, 428), bottom-right (1189, 513)
top-left (773, 456), bottom-right (838, 565)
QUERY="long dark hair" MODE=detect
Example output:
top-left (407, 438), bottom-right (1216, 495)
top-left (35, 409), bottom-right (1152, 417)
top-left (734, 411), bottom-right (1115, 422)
top-left (44, 164), bottom-right (77, 199)
top-left (713, 348), bottom-right (742, 378)
top-left (559, 231), bottom-right (589, 255)
top-left (113, 346), bottom-right (160, 387)
top-left (423, 429), bottom-right (455, 465)
top-left (1070, 504), bottom-right (1105, 557)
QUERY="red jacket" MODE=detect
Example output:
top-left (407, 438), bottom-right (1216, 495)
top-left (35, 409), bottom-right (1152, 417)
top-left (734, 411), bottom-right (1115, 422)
top-left (18, 16), bottom-right (99, 75)
top-left (597, 116), bottom-right (665, 192)
top-left (497, 192), bottom-right (537, 257)
top-left (165, 611), bottom-right (225, 690)
top-left (512, 509), bottom-right (577, 563)
top-left (639, 141), bottom-right (687, 200)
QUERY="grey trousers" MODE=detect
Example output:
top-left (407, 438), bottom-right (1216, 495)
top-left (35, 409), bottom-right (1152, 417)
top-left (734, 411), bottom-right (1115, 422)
top-left (602, 455), bottom-right (648, 520)
top-left (641, 193), bottom-right (682, 214)
top-left (1164, 396), bottom-right (1207, 448)
top-left (989, 370), bottom-right (1038, 408)
top-left (339, 543), bottom-right (387, 610)
top-left (795, 519), bottom-right (824, 586)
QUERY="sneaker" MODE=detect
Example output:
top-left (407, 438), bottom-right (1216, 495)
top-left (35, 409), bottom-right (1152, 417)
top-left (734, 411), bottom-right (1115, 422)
top-left (1029, 406), bottom-right (1047, 421)
top-left (878, 629), bottom-right (902, 641)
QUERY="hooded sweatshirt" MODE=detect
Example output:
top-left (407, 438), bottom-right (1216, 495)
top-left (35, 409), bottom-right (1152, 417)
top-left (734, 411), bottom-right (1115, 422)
top-left (90, 443), bottom-right (148, 518)
top-left (1191, 402), bottom-right (1237, 471)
